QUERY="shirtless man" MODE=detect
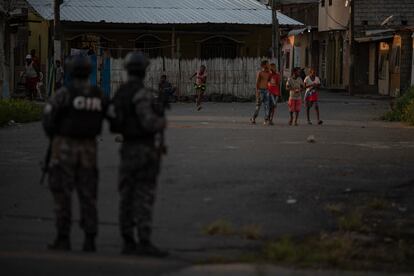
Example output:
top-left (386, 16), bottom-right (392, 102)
top-left (250, 60), bottom-right (271, 125)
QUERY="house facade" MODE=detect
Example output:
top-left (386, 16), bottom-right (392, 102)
top-left (23, 0), bottom-right (302, 96)
top-left (0, 0), bottom-right (31, 98)
top-left (277, 0), bottom-right (320, 78)
top-left (352, 0), bottom-right (414, 96)
top-left (318, 0), bottom-right (350, 90)
top-left (27, 0), bottom-right (302, 60)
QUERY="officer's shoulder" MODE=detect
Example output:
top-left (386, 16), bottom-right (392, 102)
top-left (133, 87), bottom-right (156, 102)
top-left (55, 86), bottom-right (69, 96)
top-left (90, 85), bottom-right (104, 95)
top-left (53, 87), bottom-right (70, 100)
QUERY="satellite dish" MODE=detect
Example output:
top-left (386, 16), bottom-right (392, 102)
top-left (381, 15), bottom-right (394, 26)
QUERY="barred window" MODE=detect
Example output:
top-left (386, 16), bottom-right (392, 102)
top-left (201, 36), bottom-right (239, 59)
top-left (135, 35), bottom-right (163, 58)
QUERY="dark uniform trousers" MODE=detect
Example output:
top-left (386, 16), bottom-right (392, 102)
top-left (118, 140), bottom-right (160, 242)
top-left (48, 136), bottom-right (98, 236)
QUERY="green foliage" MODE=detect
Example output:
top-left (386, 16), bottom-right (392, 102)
top-left (337, 211), bottom-right (364, 232)
top-left (202, 219), bottom-right (236, 236)
top-left (383, 86), bottom-right (414, 125)
top-left (0, 99), bottom-right (43, 126)
top-left (240, 224), bottom-right (263, 240)
top-left (262, 234), bottom-right (356, 267)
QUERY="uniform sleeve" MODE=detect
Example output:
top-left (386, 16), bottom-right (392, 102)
top-left (42, 88), bottom-right (69, 137)
top-left (134, 94), bottom-right (165, 134)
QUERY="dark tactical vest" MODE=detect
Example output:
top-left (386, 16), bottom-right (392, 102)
top-left (109, 81), bottom-right (156, 140)
top-left (58, 85), bottom-right (104, 138)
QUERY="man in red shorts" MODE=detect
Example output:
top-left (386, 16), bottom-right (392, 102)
top-left (304, 68), bottom-right (323, 125)
top-left (286, 68), bottom-right (304, 126)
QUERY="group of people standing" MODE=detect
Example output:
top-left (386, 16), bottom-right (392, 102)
top-left (251, 59), bottom-right (323, 126)
top-left (43, 52), bottom-right (168, 257)
top-left (22, 49), bottom-right (64, 101)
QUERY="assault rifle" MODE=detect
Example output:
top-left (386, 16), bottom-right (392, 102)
top-left (154, 87), bottom-right (170, 156)
top-left (40, 140), bottom-right (52, 185)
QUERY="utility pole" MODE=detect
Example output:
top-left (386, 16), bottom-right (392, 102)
top-left (53, 0), bottom-right (62, 62)
top-left (271, 0), bottom-right (281, 71)
top-left (348, 0), bottom-right (355, 96)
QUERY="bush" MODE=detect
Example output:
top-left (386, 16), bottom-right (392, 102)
top-left (0, 99), bottom-right (43, 127)
top-left (383, 86), bottom-right (414, 124)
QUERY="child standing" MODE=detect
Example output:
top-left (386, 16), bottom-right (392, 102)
top-left (190, 65), bottom-right (207, 111)
top-left (267, 63), bottom-right (281, 125)
top-left (250, 60), bottom-right (271, 125)
top-left (286, 68), bottom-right (304, 126)
top-left (304, 69), bottom-right (323, 125)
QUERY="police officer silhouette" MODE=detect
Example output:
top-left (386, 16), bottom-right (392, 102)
top-left (43, 55), bottom-right (106, 252)
top-left (108, 52), bottom-right (168, 257)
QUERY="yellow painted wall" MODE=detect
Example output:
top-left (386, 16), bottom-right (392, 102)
top-left (28, 12), bottom-right (50, 70)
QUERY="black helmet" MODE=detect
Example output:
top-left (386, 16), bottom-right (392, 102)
top-left (124, 51), bottom-right (149, 77)
top-left (65, 55), bottom-right (92, 79)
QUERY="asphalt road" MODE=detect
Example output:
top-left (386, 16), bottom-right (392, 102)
top-left (1, 91), bottom-right (414, 275)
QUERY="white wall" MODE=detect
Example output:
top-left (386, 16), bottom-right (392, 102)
top-left (318, 0), bottom-right (350, 32)
top-left (110, 57), bottom-right (263, 98)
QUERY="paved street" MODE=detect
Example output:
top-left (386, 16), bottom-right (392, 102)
top-left (1, 91), bottom-right (414, 275)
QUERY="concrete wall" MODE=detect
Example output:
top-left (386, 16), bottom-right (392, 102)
top-left (400, 31), bottom-right (413, 93)
top-left (318, 0), bottom-right (349, 32)
top-left (353, 0), bottom-right (414, 36)
top-left (280, 3), bottom-right (319, 27)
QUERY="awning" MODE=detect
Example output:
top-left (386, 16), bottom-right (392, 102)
top-left (288, 27), bottom-right (308, 36)
top-left (355, 35), bottom-right (394, 43)
top-left (365, 29), bottom-right (394, 36)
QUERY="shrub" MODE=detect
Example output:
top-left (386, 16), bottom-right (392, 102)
top-left (383, 86), bottom-right (414, 124)
top-left (0, 99), bottom-right (43, 127)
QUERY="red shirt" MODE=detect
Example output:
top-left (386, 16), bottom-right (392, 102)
top-left (268, 72), bottom-right (281, 96)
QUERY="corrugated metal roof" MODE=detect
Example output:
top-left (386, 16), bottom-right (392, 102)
top-left (27, 0), bottom-right (303, 26)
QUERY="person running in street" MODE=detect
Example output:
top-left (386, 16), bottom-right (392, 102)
top-left (190, 65), bottom-right (207, 111)
top-left (250, 60), bottom-right (271, 125)
top-left (268, 63), bottom-right (281, 125)
top-left (304, 68), bottom-right (323, 125)
top-left (286, 67), bottom-right (304, 126)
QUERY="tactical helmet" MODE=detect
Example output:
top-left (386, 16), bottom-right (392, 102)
top-left (65, 55), bottom-right (92, 79)
top-left (124, 51), bottom-right (149, 77)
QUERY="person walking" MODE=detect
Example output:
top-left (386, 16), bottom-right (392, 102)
top-left (250, 60), bottom-right (271, 125)
top-left (107, 52), bottom-right (168, 257)
top-left (42, 56), bottom-right (106, 252)
top-left (268, 63), bottom-right (281, 125)
top-left (286, 68), bottom-right (304, 126)
top-left (304, 68), bottom-right (323, 125)
top-left (23, 54), bottom-right (39, 100)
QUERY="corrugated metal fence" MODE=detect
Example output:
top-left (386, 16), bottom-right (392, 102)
top-left (109, 57), bottom-right (262, 98)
